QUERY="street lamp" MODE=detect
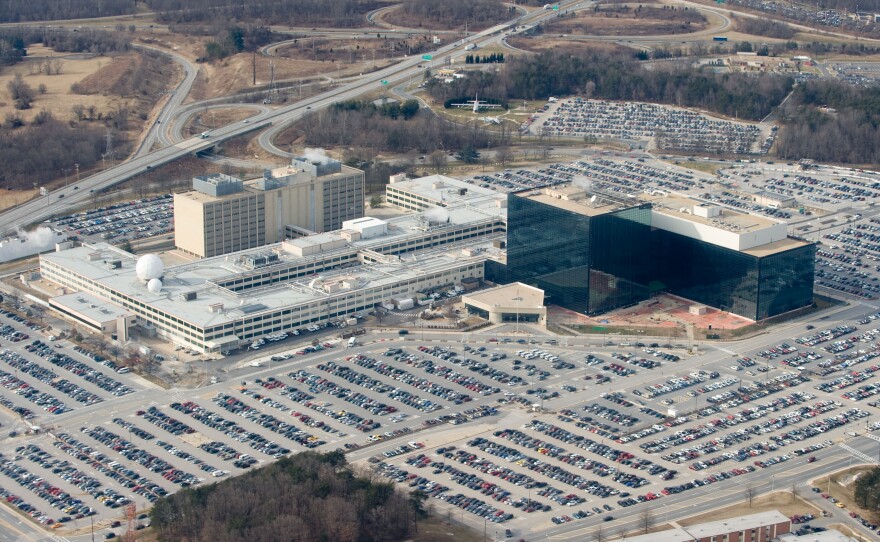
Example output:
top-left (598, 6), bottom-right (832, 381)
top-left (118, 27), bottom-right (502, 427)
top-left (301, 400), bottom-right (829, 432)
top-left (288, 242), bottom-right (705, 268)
top-left (513, 294), bottom-right (523, 335)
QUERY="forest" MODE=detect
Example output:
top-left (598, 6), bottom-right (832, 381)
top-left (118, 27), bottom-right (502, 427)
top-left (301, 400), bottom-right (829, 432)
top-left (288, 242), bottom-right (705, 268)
top-left (0, 26), bottom-right (131, 63)
top-left (0, 118), bottom-right (108, 188)
top-left (733, 16), bottom-right (796, 39)
top-left (0, 0), bottom-right (134, 22)
top-left (291, 101), bottom-right (512, 154)
top-left (397, 0), bottom-right (512, 27)
top-left (427, 50), bottom-right (793, 121)
top-left (776, 80), bottom-right (880, 164)
top-left (147, 0), bottom-right (384, 27)
top-left (149, 451), bottom-right (422, 542)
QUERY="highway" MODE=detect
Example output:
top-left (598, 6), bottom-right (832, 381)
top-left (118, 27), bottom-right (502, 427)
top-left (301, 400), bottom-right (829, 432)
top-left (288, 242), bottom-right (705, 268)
top-left (0, 0), bottom-right (582, 236)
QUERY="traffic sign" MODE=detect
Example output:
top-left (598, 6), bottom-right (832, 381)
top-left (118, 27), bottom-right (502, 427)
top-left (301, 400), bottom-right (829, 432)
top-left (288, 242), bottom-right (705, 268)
top-left (380, 80), bottom-right (388, 85)
top-left (552, 4), bottom-right (559, 10)
top-left (422, 54), bottom-right (433, 61)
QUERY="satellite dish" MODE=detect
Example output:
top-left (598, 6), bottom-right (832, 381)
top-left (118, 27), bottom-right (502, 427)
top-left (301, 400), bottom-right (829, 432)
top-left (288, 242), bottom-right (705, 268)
top-left (147, 278), bottom-right (162, 293)
top-left (589, 195), bottom-right (598, 206)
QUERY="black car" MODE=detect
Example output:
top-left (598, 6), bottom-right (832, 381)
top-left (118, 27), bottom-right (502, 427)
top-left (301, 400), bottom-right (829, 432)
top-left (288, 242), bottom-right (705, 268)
top-left (604, 516), bottom-right (614, 522)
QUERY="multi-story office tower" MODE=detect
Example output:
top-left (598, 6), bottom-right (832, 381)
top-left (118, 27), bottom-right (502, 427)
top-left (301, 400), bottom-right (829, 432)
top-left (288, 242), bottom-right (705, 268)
top-left (506, 186), bottom-right (815, 320)
top-left (174, 157), bottom-right (364, 258)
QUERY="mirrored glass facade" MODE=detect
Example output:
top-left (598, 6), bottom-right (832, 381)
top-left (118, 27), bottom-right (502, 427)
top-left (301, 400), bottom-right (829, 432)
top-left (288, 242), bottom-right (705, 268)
top-left (507, 195), bottom-right (653, 315)
top-left (505, 193), bottom-right (815, 320)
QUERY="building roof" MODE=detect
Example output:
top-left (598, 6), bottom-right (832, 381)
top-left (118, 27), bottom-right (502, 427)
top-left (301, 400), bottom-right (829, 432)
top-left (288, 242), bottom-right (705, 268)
top-left (779, 531), bottom-right (857, 542)
top-left (686, 510), bottom-right (791, 538)
top-left (49, 291), bottom-right (131, 324)
top-left (43, 231), bottom-right (501, 330)
top-left (610, 511), bottom-right (791, 542)
top-left (648, 193), bottom-right (778, 232)
top-left (516, 185), bottom-right (635, 217)
top-left (463, 282), bottom-right (544, 309)
top-left (389, 175), bottom-right (504, 204)
top-left (742, 236), bottom-right (812, 257)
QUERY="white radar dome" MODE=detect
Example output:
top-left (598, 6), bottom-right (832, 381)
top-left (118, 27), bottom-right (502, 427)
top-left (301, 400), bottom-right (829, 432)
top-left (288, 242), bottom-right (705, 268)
top-left (147, 278), bottom-right (163, 293)
top-left (136, 254), bottom-right (164, 281)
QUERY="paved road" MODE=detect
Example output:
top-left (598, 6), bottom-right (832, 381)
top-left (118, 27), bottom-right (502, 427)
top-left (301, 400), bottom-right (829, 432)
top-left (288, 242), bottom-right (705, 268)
top-left (131, 45), bottom-right (200, 158)
top-left (0, 0), bottom-right (580, 235)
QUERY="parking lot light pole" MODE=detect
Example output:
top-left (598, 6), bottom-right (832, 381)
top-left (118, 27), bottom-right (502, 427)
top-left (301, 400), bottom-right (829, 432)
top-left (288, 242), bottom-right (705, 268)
top-left (513, 295), bottom-right (523, 335)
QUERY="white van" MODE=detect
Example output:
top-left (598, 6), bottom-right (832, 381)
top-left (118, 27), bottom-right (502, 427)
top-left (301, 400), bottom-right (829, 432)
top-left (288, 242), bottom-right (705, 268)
top-left (347, 337), bottom-right (357, 348)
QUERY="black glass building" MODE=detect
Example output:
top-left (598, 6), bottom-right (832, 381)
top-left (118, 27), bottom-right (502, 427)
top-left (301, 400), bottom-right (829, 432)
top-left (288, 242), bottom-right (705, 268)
top-left (505, 188), bottom-right (815, 320)
top-left (507, 190), bottom-right (653, 316)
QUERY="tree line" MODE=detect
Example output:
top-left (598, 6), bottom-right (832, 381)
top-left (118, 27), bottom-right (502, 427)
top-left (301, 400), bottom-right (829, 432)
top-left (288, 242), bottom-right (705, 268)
top-left (202, 25), bottom-right (274, 61)
top-left (398, 0), bottom-right (512, 27)
top-left (149, 451), bottom-right (424, 542)
top-left (0, 26), bottom-right (131, 64)
top-left (733, 16), bottom-right (796, 39)
top-left (854, 466), bottom-right (880, 513)
top-left (0, 118), bottom-right (109, 188)
top-left (147, 0), bottom-right (383, 27)
top-left (465, 53), bottom-right (505, 64)
top-left (292, 103), bottom-right (511, 154)
top-left (332, 99), bottom-right (421, 120)
top-left (427, 50), bottom-right (792, 121)
top-left (776, 79), bottom-right (880, 165)
top-left (0, 0), bottom-right (134, 22)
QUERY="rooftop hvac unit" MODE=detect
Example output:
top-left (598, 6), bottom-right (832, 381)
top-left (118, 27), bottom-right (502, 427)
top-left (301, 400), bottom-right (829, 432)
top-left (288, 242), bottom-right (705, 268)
top-left (107, 260), bottom-right (121, 270)
top-left (180, 292), bottom-right (197, 301)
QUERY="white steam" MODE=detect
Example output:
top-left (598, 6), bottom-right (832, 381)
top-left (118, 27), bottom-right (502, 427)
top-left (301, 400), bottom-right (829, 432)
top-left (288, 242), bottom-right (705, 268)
top-left (423, 206), bottom-right (450, 224)
top-left (302, 148), bottom-right (331, 164)
top-left (0, 227), bottom-right (66, 263)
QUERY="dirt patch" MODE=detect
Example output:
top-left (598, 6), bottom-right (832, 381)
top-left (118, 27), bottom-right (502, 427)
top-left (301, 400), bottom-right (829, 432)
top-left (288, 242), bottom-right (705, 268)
top-left (680, 492), bottom-right (819, 526)
top-left (0, 188), bottom-right (40, 214)
top-left (540, 5), bottom-right (708, 37)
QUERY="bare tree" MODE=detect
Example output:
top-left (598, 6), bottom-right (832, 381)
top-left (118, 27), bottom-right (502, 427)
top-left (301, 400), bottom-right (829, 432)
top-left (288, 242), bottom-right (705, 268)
top-left (7, 73), bottom-right (34, 110)
top-left (496, 146), bottom-right (514, 168)
top-left (639, 508), bottom-right (656, 534)
top-left (790, 481), bottom-right (798, 503)
top-left (593, 525), bottom-right (607, 542)
top-left (745, 484), bottom-right (756, 507)
top-left (428, 150), bottom-right (447, 173)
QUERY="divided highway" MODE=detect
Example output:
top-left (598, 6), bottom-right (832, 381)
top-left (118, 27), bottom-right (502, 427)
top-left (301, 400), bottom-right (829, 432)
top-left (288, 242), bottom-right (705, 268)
top-left (0, 0), bottom-right (583, 235)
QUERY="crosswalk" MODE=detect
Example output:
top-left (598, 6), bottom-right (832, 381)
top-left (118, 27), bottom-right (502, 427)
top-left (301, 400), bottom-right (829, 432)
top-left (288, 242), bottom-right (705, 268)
top-left (838, 443), bottom-right (878, 464)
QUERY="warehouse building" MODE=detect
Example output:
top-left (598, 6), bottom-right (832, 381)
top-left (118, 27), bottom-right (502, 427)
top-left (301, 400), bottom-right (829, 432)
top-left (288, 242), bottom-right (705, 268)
top-left (505, 185), bottom-right (815, 320)
top-left (174, 156), bottom-right (364, 258)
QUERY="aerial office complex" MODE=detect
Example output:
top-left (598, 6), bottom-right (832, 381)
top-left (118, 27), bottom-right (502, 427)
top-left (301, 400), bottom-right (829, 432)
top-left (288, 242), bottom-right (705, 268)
top-left (505, 185), bottom-right (815, 320)
top-left (174, 157), bottom-right (365, 258)
top-left (40, 177), bottom-right (506, 352)
top-left (40, 171), bottom-right (815, 352)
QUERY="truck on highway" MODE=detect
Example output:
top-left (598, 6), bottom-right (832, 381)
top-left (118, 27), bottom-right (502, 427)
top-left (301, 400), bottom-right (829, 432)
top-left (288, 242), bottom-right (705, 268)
top-left (464, 44), bottom-right (477, 51)
top-left (200, 131), bottom-right (211, 139)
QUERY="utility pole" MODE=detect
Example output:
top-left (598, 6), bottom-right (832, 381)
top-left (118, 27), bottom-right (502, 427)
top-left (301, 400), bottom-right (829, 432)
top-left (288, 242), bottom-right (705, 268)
top-left (75, 163), bottom-right (80, 184)
top-left (253, 51), bottom-right (256, 85)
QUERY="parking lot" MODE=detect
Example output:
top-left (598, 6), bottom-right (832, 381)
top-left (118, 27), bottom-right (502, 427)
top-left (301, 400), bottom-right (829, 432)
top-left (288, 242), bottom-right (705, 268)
top-left (525, 98), bottom-right (767, 155)
top-left (2, 294), bottom-right (880, 539)
top-left (47, 194), bottom-right (173, 245)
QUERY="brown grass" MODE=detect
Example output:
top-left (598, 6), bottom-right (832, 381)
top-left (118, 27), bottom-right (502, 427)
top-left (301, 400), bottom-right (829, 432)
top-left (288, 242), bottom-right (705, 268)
top-left (72, 54), bottom-right (139, 95)
top-left (812, 466), bottom-right (878, 522)
top-left (505, 36), bottom-right (633, 55)
top-left (181, 106), bottom-right (257, 138)
top-left (0, 188), bottom-right (40, 213)
top-left (540, 6), bottom-right (708, 37)
top-left (680, 492), bottom-right (819, 526)
top-left (0, 46), bottom-right (128, 124)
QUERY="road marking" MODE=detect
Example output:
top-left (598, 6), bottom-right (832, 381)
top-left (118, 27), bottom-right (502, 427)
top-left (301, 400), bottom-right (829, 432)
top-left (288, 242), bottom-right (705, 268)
top-left (838, 443), bottom-right (878, 464)
top-left (717, 347), bottom-right (737, 355)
